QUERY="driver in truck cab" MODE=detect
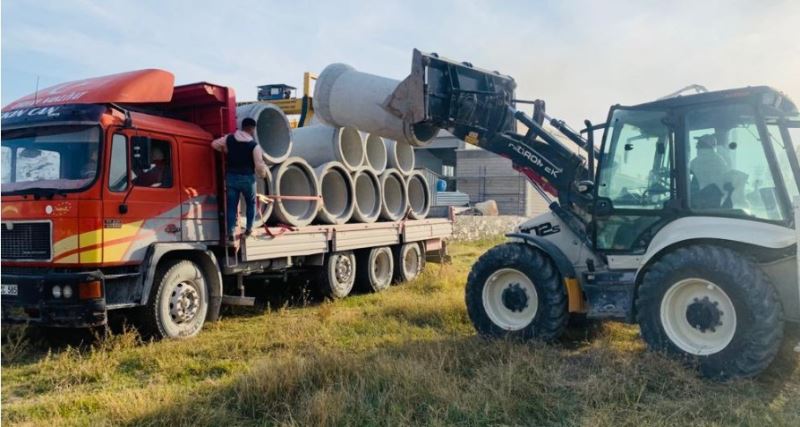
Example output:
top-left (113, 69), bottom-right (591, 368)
top-left (211, 117), bottom-right (269, 242)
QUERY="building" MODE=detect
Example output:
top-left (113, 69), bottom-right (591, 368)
top-left (414, 131), bottom-right (550, 217)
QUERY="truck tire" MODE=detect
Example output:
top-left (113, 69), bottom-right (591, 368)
top-left (141, 259), bottom-right (209, 339)
top-left (357, 246), bottom-right (394, 292)
top-left (466, 243), bottom-right (567, 341)
top-left (318, 251), bottom-right (356, 299)
top-left (393, 242), bottom-right (423, 283)
top-left (636, 245), bottom-right (784, 380)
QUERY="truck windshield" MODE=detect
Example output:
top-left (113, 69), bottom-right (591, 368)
top-left (1, 125), bottom-right (101, 195)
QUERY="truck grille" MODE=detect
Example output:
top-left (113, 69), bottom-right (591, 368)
top-left (1, 222), bottom-right (52, 261)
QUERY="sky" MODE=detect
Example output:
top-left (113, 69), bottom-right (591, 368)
top-left (2, 0), bottom-right (799, 126)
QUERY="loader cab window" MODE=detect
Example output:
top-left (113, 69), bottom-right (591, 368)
top-left (597, 109), bottom-right (673, 209)
top-left (595, 109), bottom-right (674, 251)
top-left (685, 104), bottom-right (785, 221)
top-left (132, 139), bottom-right (173, 188)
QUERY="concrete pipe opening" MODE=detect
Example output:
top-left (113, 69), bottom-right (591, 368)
top-left (314, 63), bottom-right (438, 147)
top-left (364, 133), bottom-right (387, 173)
top-left (236, 104), bottom-right (292, 164)
top-left (386, 139), bottom-right (415, 175)
top-left (351, 168), bottom-right (381, 223)
top-left (270, 158), bottom-right (320, 227)
top-left (315, 162), bottom-right (355, 224)
top-left (339, 127), bottom-right (365, 170)
top-left (406, 171), bottom-right (430, 220)
top-left (379, 169), bottom-right (408, 221)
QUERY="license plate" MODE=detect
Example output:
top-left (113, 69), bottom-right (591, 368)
top-left (1, 284), bottom-right (19, 296)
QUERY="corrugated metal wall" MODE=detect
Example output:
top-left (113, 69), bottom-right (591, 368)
top-left (455, 149), bottom-right (549, 216)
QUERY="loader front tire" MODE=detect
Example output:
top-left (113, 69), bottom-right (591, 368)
top-left (636, 245), bottom-right (784, 380)
top-left (466, 243), bottom-right (567, 341)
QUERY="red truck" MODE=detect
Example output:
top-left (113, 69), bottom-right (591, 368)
top-left (1, 69), bottom-right (451, 338)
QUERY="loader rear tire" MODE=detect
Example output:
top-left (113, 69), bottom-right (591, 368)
top-left (636, 245), bottom-right (784, 380)
top-left (466, 243), bottom-right (567, 341)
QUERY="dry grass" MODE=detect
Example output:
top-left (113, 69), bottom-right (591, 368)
top-left (2, 237), bottom-right (799, 426)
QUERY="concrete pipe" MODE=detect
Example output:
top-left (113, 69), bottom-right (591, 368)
top-left (314, 63), bottom-right (438, 147)
top-left (253, 167), bottom-right (274, 225)
top-left (385, 139), bottom-right (415, 175)
top-left (350, 168), bottom-right (382, 223)
top-left (406, 170), bottom-right (431, 220)
top-left (292, 125), bottom-right (364, 172)
top-left (269, 157), bottom-right (321, 227)
top-left (236, 103), bottom-right (292, 165)
top-left (363, 133), bottom-right (387, 174)
top-left (315, 162), bottom-right (355, 225)
top-left (379, 169), bottom-right (408, 222)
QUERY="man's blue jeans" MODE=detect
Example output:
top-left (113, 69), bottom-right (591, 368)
top-left (226, 173), bottom-right (256, 237)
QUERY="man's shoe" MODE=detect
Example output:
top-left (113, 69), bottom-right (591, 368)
top-left (244, 229), bottom-right (253, 238)
top-left (226, 235), bottom-right (236, 246)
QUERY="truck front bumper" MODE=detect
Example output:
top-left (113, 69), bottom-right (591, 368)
top-left (1, 271), bottom-right (107, 328)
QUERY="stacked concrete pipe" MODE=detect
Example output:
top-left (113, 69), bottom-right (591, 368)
top-left (378, 169), bottom-right (408, 222)
top-left (314, 63), bottom-right (438, 147)
top-left (405, 170), bottom-right (431, 220)
top-left (269, 157), bottom-right (321, 227)
top-left (292, 125), bottom-right (364, 171)
top-left (236, 103), bottom-right (292, 164)
top-left (315, 162), bottom-right (355, 224)
top-left (351, 168), bottom-right (382, 223)
top-left (385, 139), bottom-right (415, 175)
top-left (363, 133), bottom-right (387, 174)
top-left (253, 168), bottom-right (274, 226)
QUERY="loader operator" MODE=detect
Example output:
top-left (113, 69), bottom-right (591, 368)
top-left (211, 118), bottom-right (269, 242)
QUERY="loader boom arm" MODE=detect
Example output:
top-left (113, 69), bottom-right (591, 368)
top-left (388, 49), bottom-right (590, 200)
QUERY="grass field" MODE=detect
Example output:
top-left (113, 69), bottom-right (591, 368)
top-left (2, 237), bottom-right (799, 426)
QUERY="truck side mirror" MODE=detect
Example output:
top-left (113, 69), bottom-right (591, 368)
top-left (131, 136), bottom-right (151, 171)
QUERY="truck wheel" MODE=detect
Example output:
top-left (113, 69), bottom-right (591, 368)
top-left (466, 243), bottom-right (567, 341)
top-left (636, 245), bottom-right (784, 379)
top-left (393, 242), bottom-right (423, 283)
top-left (319, 251), bottom-right (356, 299)
top-left (357, 246), bottom-right (394, 292)
top-left (142, 259), bottom-right (209, 339)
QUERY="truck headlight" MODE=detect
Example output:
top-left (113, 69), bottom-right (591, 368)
top-left (62, 285), bottom-right (73, 298)
top-left (51, 285), bottom-right (62, 298)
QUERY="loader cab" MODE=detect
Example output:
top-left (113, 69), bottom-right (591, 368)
top-left (593, 87), bottom-right (800, 253)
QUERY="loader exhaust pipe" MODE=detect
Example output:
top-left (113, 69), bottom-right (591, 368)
top-left (269, 157), bottom-right (321, 227)
top-left (351, 168), bottom-right (381, 223)
top-left (379, 169), bottom-right (408, 222)
top-left (406, 170), bottom-right (430, 220)
top-left (314, 63), bottom-right (438, 147)
top-left (315, 162), bottom-right (355, 225)
top-left (291, 125), bottom-right (365, 171)
top-left (236, 103), bottom-right (292, 165)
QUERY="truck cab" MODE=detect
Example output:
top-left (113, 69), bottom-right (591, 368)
top-left (1, 69), bottom-right (235, 328)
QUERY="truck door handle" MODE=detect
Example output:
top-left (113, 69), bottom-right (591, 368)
top-left (165, 224), bottom-right (181, 234)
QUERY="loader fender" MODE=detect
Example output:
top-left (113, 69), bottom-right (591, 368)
top-left (506, 233), bottom-right (576, 279)
top-left (139, 243), bottom-right (223, 322)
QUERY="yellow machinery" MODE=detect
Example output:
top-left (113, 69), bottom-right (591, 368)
top-left (238, 72), bottom-right (317, 128)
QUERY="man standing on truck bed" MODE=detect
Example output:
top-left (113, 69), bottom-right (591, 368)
top-left (211, 118), bottom-right (269, 243)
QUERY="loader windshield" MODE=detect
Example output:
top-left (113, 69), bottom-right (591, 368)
top-left (1, 125), bottom-right (101, 196)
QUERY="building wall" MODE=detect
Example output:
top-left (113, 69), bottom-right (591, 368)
top-left (456, 149), bottom-right (550, 217)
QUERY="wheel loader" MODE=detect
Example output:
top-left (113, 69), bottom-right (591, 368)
top-left (388, 49), bottom-right (799, 379)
